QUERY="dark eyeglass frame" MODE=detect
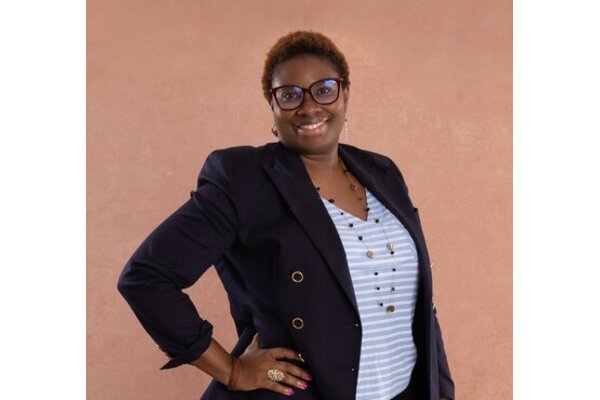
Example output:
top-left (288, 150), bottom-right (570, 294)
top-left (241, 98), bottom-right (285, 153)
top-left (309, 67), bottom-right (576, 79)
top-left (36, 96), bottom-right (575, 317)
top-left (270, 77), bottom-right (345, 111)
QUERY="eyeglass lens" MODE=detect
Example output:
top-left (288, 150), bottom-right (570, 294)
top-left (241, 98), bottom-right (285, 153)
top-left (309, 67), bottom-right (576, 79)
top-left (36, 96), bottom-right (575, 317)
top-left (275, 79), bottom-right (340, 110)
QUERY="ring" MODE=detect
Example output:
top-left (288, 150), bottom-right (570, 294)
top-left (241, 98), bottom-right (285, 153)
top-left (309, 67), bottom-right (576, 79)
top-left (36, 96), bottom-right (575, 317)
top-left (267, 368), bottom-right (285, 382)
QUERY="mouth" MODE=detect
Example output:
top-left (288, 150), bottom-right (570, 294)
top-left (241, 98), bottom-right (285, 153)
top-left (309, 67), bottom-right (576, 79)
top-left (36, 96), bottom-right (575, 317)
top-left (294, 119), bottom-right (330, 136)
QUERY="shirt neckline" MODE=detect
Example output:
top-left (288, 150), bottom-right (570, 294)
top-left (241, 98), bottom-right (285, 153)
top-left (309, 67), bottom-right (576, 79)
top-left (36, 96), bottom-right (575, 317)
top-left (320, 187), bottom-right (372, 223)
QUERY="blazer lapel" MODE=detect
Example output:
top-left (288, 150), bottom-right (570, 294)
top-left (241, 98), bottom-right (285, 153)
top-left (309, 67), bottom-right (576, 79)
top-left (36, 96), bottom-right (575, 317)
top-left (262, 142), bottom-right (425, 317)
top-left (338, 145), bottom-right (422, 241)
top-left (340, 146), bottom-right (433, 311)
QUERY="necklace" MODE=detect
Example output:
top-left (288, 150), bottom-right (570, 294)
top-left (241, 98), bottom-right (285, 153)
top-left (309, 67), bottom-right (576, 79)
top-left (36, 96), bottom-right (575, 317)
top-left (314, 154), bottom-right (399, 314)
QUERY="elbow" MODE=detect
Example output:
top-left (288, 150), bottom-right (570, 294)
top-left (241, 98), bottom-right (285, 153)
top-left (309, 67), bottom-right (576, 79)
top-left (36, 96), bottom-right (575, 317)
top-left (116, 262), bottom-right (134, 299)
top-left (116, 273), bottom-right (126, 297)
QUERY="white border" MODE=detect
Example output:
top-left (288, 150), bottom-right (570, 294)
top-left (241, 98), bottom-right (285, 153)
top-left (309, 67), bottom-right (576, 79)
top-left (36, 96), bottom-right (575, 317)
top-left (0, 1), bottom-right (85, 398)
top-left (515, 1), bottom-right (600, 398)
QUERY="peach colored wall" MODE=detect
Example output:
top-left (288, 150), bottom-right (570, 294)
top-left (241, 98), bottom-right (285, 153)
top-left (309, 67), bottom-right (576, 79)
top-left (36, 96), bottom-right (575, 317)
top-left (88, 0), bottom-right (512, 399)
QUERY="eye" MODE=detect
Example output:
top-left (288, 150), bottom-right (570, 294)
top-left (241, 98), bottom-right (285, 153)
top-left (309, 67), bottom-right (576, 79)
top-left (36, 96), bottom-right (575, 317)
top-left (281, 92), bottom-right (300, 100)
top-left (277, 88), bottom-right (301, 102)
top-left (313, 80), bottom-right (338, 97)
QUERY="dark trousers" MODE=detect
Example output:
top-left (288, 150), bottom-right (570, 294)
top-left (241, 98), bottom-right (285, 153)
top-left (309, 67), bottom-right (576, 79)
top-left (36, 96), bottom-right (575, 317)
top-left (390, 358), bottom-right (427, 400)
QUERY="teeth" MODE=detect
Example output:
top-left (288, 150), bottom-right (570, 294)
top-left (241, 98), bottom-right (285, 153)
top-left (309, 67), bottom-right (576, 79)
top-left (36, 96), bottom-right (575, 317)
top-left (298, 121), bottom-right (326, 129)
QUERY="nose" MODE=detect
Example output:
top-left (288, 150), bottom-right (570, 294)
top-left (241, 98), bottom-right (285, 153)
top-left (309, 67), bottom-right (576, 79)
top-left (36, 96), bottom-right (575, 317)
top-left (296, 92), bottom-right (322, 116)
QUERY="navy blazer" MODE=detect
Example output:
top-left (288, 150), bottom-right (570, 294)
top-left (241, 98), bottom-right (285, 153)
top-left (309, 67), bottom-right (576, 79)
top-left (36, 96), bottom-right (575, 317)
top-left (117, 141), bottom-right (455, 400)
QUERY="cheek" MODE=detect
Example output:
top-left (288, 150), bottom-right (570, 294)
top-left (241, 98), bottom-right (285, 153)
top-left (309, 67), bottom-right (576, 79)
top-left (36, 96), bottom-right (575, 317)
top-left (331, 107), bottom-right (347, 124)
top-left (278, 112), bottom-right (298, 125)
top-left (272, 112), bottom-right (287, 126)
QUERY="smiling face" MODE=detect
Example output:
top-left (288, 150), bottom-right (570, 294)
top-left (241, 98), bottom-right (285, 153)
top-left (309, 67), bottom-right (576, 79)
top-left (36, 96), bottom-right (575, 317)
top-left (270, 55), bottom-right (349, 156)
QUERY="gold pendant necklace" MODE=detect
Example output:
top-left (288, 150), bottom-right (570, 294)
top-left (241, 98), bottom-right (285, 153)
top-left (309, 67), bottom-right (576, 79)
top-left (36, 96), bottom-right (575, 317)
top-left (315, 154), bottom-right (399, 314)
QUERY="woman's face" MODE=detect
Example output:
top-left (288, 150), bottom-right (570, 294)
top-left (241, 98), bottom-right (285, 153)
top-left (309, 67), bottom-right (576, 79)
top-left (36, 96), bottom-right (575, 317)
top-left (270, 55), bottom-right (349, 156)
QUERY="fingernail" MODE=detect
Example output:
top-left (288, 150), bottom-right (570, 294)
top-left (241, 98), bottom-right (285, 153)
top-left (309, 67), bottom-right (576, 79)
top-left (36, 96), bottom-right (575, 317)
top-left (307, 373), bottom-right (313, 380)
top-left (299, 382), bottom-right (308, 390)
top-left (288, 388), bottom-right (295, 396)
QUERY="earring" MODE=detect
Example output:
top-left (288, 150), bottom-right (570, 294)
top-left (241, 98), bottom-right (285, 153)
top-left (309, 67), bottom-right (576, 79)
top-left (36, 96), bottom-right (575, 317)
top-left (271, 124), bottom-right (279, 137)
top-left (343, 117), bottom-right (349, 143)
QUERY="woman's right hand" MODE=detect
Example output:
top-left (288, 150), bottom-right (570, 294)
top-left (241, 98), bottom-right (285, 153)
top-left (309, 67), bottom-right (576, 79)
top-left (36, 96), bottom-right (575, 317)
top-left (235, 333), bottom-right (313, 396)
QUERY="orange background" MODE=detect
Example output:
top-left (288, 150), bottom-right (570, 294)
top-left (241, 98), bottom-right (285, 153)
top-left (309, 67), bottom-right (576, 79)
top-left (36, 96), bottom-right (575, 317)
top-left (87, 0), bottom-right (512, 399)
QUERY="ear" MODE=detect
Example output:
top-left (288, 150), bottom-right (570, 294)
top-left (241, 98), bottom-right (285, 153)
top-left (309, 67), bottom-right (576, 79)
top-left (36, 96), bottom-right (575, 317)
top-left (342, 87), bottom-right (350, 110)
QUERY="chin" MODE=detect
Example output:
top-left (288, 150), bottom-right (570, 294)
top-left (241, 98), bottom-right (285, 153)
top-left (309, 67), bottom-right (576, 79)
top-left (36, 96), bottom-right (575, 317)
top-left (295, 137), bottom-right (341, 155)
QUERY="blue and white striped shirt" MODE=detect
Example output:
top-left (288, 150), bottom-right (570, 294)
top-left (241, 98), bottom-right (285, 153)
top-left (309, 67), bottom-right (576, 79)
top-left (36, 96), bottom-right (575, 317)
top-left (321, 187), bottom-right (419, 400)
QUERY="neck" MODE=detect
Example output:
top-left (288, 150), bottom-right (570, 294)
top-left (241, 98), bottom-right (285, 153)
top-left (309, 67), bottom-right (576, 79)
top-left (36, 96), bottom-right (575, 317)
top-left (299, 144), bottom-right (340, 174)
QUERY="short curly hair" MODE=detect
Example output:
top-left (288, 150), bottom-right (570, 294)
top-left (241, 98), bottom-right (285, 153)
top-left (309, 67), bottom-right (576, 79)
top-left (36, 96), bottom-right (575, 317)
top-left (261, 30), bottom-right (350, 103)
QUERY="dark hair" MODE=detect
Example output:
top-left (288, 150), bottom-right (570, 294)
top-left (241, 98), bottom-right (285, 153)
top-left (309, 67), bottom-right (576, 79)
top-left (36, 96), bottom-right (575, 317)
top-left (261, 30), bottom-right (351, 103)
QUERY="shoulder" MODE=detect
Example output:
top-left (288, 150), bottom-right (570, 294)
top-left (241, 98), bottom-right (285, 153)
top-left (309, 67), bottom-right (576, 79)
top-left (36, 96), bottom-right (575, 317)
top-left (339, 143), bottom-right (395, 169)
top-left (340, 143), bottom-right (410, 189)
top-left (198, 143), bottom-right (278, 187)
top-left (204, 142), bottom-right (277, 167)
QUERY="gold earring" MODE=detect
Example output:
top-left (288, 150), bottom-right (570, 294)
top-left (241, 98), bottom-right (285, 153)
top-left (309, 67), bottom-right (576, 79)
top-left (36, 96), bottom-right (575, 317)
top-left (271, 124), bottom-right (278, 137)
top-left (343, 117), bottom-right (349, 143)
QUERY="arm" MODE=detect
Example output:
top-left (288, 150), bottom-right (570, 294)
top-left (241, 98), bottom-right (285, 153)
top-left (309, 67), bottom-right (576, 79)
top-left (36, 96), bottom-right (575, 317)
top-left (117, 150), bottom-right (238, 370)
top-left (188, 338), bottom-right (236, 385)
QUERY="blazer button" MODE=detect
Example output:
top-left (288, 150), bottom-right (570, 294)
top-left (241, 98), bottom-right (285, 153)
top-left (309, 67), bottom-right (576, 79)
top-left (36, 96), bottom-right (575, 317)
top-left (432, 302), bottom-right (437, 312)
top-left (291, 270), bottom-right (304, 283)
top-left (291, 317), bottom-right (305, 330)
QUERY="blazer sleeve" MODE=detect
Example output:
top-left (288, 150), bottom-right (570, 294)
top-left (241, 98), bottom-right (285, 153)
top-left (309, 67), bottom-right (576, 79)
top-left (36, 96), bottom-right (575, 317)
top-left (387, 156), bottom-right (456, 399)
top-left (116, 150), bottom-right (238, 370)
top-left (434, 310), bottom-right (456, 399)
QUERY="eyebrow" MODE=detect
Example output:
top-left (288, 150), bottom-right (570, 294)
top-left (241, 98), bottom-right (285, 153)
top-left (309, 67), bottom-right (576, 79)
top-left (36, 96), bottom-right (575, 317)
top-left (272, 77), bottom-right (338, 89)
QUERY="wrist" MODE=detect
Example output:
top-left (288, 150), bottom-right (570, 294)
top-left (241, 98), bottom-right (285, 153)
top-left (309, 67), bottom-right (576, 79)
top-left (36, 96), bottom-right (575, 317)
top-left (226, 356), bottom-right (242, 391)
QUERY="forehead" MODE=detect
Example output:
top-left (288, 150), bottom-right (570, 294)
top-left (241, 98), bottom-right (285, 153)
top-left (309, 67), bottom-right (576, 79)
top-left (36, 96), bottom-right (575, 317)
top-left (272, 55), bottom-right (338, 88)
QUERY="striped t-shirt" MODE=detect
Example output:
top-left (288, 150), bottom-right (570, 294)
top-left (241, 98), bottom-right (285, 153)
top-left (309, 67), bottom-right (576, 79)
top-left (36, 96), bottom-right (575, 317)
top-left (320, 187), bottom-right (420, 400)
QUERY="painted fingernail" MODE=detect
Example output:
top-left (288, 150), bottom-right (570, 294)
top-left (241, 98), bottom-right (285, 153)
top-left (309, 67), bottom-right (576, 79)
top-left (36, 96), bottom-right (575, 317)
top-left (288, 388), bottom-right (295, 396)
top-left (298, 381), bottom-right (308, 389)
top-left (306, 373), bottom-right (313, 380)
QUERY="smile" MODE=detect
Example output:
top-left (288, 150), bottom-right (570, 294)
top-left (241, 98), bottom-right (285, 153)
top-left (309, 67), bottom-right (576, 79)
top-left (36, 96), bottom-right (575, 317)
top-left (294, 119), bottom-right (329, 136)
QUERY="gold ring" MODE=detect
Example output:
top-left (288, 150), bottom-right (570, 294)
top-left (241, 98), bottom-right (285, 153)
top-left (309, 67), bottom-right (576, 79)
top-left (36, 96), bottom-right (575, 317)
top-left (267, 368), bottom-right (285, 382)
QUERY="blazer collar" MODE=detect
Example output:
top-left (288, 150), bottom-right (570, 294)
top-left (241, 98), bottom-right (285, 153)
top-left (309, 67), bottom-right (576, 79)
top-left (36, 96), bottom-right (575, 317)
top-left (262, 142), bottom-right (418, 316)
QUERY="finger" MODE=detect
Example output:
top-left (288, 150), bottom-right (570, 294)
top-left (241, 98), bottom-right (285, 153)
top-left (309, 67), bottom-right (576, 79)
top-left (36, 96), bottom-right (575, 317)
top-left (245, 333), bottom-right (259, 352)
top-left (274, 360), bottom-right (312, 383)
top-left (268, 347), bottom-right (304, 363)
top-left (264, 379), bottom-right (296, 397)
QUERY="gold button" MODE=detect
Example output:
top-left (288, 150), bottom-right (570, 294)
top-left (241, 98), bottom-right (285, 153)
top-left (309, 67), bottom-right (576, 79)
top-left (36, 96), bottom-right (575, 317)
top-left (366, 250), bottom-right (374, 258)
top-left (292, 317), bottom-right (304, 330)
top-left (291, 271), bottom-right (304, 283)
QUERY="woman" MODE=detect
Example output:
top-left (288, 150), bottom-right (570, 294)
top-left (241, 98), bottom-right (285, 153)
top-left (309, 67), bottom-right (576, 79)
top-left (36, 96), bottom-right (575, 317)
top-left (117, 31), bottom-right (455, 400)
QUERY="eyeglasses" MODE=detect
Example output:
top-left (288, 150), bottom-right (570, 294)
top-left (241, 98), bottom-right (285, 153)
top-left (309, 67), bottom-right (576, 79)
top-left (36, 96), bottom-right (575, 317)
top-left (271, 77), bottom-right (345, 111)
